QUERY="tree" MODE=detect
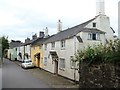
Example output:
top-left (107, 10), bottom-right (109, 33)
top-left (0, 36), bottom-right (9, 60)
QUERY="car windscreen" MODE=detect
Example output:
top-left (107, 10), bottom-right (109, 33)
top-left (24, 61), bottom-right (32, 63)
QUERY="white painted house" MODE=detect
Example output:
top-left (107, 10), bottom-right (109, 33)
top-left (8, 40), bottom-right (22, 61)
top-left (42, 0), bottom-right (114, 81)
top-left (18, 45), bottom-right (24, 62)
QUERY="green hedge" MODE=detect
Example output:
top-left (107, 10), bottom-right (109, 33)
top-left (75, 39), bottom-right (120, 66)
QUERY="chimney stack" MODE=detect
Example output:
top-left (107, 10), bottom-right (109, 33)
top-left (45, 27), bottom-right (48, 37)
top-left (96, 0), bottom-right (105, 15)
top-left (25, 37), bottom-right (30, 43)
top-left (32, 34), bottom-right (37, 40)
top-left (57, 19), bottom-right (62, 33)
top-left (39, 31), bottom-right (44, 38)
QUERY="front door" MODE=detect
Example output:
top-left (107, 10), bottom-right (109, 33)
top-left (37, 53), bottom-right (40, 67)
top-left (54, 59), bottom-right (58, 74)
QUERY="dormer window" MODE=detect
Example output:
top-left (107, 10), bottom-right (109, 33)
top-left (93, 23), bottom-right (96, 27)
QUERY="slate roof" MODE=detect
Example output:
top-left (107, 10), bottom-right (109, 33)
top-left (31, 36), bottom-right (52, 46)
top-left (29, 15), bottom-right (105, 45)
top-left (81, 28), bottom-right (105, 33)
top-left (21, 39), bottom-right (37, 46)
top-left (9, 40), bottom-right (22, 49)
top-left (43, 15), bottom-right (102, 44)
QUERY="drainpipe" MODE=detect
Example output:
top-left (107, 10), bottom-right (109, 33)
top-left (23, 45), bottom-right (25, 61)
top-left (74, 36), bottom-right (77, 83)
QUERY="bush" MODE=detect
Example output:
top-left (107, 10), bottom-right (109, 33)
top-left (75, 39), bottom-right (120, 66)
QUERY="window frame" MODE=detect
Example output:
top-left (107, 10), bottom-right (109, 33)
top-left (93, 22), bottom-right (96, 27)
top-left (44, 57), bottom-right (47, 66)
top-left (51, 42), bottom-right (55, 49)
top-left (44, 44), bottom-right (47, 50)
top-left (61, 40), bottom-right (65, 49)
top-left (70, 56), bottom-right (76, 69)
top-left (59, 58), bottom-right (65, 70)
top-left (88, 33), bottom-right (100, 40)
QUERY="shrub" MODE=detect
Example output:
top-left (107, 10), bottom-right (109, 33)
top-left (75, 39), bottom-right (120, 66)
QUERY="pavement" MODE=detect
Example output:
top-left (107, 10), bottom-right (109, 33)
top-left (13, 60), bottom-right (79, 88)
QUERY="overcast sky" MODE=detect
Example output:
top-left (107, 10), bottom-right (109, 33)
top-left (0, 0), bottom-right (119, 42)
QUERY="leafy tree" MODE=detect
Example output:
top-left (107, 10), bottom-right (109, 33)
top-left (0, 36), bottom-right (9, 58)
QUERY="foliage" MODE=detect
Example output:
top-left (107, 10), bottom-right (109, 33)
top-left (75, 39), bottom-right (120, 66)
top-left (0, 36), bottom-right (9, 57)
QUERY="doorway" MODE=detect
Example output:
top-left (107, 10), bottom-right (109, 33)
top-left (54, 59), bottom-right (58, 74)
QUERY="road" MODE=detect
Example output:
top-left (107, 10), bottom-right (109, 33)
top-left (2, 59), bottom-right (50, 88)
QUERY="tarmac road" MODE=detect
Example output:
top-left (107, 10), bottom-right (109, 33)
top-left (2, 59), bottom-right (50, 88)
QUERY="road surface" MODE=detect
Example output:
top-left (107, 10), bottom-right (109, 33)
top-left (2, 59), bottom-right (50, 88)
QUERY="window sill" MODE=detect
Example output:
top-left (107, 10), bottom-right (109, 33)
top-left (51, 48), bottom-right (55, 50)
top-left (87, 39), bottom-right (101, 41)
top-left (71, 67), bottom-right (79, 70)
top-left (59, 68), bottom-right (65, 71)
top-left (61, 47), bottom-right (65, 50)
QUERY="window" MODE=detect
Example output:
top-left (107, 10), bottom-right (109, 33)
top-left (33, 47), bottom-right (35, 50)
top-left (34, 56), bottom-right (36, 61)
top-left (92, 33), bottom-right (96, 40)
top-left (44, 57), bottom-right (47, 66)
top-left (70, 56), bottom-right (76, 69)
top-left (44, 44), bottom-right (47, 50)
top-left (61, 40), bottom-right (65, 49)
top-left (59, 58), bottom-right (65, 70)
top-left (51, 42), bottom-right (55, 49)
top-left (97, 33), bottom-right (100, 40)
top-left (93, 23), bottom-right (96, 27)
top-left (39, 45), bottom-right (41, 50)
top-left (88, 33), bottom-right (100, 40)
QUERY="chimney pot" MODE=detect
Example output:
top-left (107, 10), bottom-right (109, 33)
top-left (44, 27), bottom-right (48, 38)
top-left (39, 31), bottom-right (44, 38)
top-left (32, 34), bottom-right (37, 40)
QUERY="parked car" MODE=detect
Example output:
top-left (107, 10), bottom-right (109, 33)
top-left (21, 59), bottom-right (34, 69)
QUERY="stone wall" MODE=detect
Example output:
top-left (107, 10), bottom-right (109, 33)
top-left (79, 63), bottom-right (120, 88)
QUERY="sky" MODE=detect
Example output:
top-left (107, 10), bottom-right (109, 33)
top-left (0, 0), bottom-right (119, 42)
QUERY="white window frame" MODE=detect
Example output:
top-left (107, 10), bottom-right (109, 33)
top-left (59, 58), bottom-right (65, 70)
top-left (61, 40), bottom-right (65, 49)
top-left (51, 42), bottom-right (55, 49)
top-left (93, 22), bottom-right (96, 27)
top-left (44, 44), bottom-right (47, 50)
top-left (88, 33), bottom-right (100, 40)
top-left (44, 57), bottom-right (47, 66)
top-left (96, 33), bottom-right (100, 40)
top-left (70, 56), bottom-right (76, 69)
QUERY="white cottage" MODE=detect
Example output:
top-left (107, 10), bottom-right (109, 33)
top-left (17, 44), bottom-right (24, 62)
top-left (42, 0), bottom-right (114, 81)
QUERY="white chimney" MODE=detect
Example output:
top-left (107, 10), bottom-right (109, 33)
top-left (45, 27), bottom-right (48, 37)
top-left (96, 0), bottom-right (105, 15)
top-left (57, 19), bottom-right (62, 32)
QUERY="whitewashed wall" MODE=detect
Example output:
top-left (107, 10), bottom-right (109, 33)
top-left (19, 46), bottom-right (24, 62)
top-left (42, 38), bottom-right (80, 81)
top-left (17, 47), bottom-right (21, 61)
top-left (85, 15), bottom-right (114, 41)
top-left (25, 45), bottom-right (31, 59)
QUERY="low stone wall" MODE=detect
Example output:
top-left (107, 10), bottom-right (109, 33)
top-left (79, 63), bottom-right (120, 88)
